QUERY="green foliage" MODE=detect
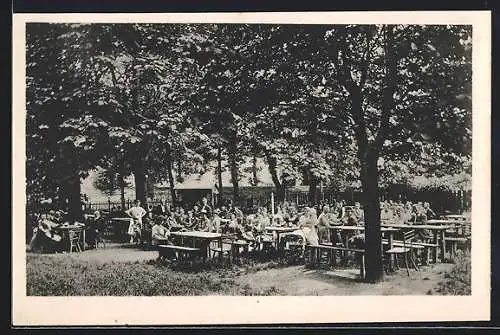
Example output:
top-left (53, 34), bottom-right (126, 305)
top-left (27, 23), bottom-right (472, 214)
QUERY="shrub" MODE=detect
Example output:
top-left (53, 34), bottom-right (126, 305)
top-left (433, 250), bottom-right (471, 295)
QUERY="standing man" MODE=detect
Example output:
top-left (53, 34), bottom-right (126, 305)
top-left (125, 199), bottom-right (147, 244)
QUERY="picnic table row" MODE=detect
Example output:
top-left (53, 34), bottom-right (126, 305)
top-left (153, 220), bottom-right (469, 266)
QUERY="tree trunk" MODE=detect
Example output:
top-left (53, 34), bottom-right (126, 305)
top-left (252, 149), bottom-right (258, 186)
top-left (228, 137), bottom-right (239, 205)
top-left (266, 152), bottom-right (285, 203)
top-left (217, 146), bottom-right (224, 206)
top-left (146, 175), bottom-right (155, 201)
top-left (166, 149), bottom-right (177, 206)
top-left (133, 161), bottom-right (147, 206)
top-left (361, 153), bottom-right (384, 283)
top-left (119, 161), bottom-right (126, 210)
top-left (176, 156), bottom-right (183, 183)
top-left (66, 171), bottom-right (82, 222)
top-left (309, 173), bottom-right (319, 206)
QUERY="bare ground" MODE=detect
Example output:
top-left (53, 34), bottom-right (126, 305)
top-left (236, 263), bottom-right (453, 295)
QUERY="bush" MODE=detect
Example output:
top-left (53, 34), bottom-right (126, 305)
top-left (433, 250), bottom-right (471, 295)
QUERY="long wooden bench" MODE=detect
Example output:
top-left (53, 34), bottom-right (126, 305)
top-left (305, 244), bottom-right (366, 279)
top-left (158, 245), bottom-right (200, 263)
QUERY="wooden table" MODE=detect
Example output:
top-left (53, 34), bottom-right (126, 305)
top-left (382, 223), bottom-right (454, 262)
top-left (170, 231), bottom-right (223, 261)
top-left (264, 226), bottom-right (300, 254)
top-left (426, 219), bottom-right (470, 225)
top-left (53, 225), bottom-right (86, 251)
top-left (328, 226), bottom-right (399, 249)
top-left (441, 215), bottom-right (469, 221)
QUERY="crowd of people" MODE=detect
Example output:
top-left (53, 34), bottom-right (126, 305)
top-left (109, 197), bottom-right (439, 250)
top-left (27, 196), bottom-right (439, 253)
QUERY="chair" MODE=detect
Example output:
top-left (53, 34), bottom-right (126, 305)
top-left (280, 233), bottom-right (305, 264)
top-left (385, 229), bottom-right (419, 276)
top-left (209, 234), bottom-right (237, 262)
top-left (68, 229), bottom-right (83, 253)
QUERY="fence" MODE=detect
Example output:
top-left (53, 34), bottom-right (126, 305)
top-left (36, 185), bottom-right (471, 217)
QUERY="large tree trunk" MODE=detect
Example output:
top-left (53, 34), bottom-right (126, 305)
top-left (308, 173), bottom-right (319, 207)
top-left (266, 152), bottom-right (285, 203)
top-left (217, 146), bottom-right (224, 206)
top-left (60, 146), bottom-right (82, 222)
top-left (361, 153), bottom-right (384, 283)
top-left (66, 171), bottom-right (82, 222)
top-left (228, 137), bottom-right (239, 205)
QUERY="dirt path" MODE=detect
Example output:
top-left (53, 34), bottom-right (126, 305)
top-left (237, 263), bottom-right (453, 295)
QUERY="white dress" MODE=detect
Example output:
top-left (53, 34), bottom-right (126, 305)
top-left (125, 206), bottom-right (146, 236)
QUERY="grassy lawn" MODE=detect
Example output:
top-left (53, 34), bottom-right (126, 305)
top-left (26, 253), bottom-right (285, 296)
top-left (26, 247), bottom-right (471, 296)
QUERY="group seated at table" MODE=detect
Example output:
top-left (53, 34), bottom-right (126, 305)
top-left (110, 196), bottom-right (447, 251)
top-left (28, 210), bottom-right (86, 253)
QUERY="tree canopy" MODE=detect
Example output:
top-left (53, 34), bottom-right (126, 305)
top-left (26, 23), bottom-right (471, 281)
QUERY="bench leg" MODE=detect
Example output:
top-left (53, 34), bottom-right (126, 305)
top-left (360, 255), bottom-right (365, 279)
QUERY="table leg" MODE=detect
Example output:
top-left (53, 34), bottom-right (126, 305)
top-left (388, 232), bottom-right (394, 271)
top-left (82, 229), bottom-right (86, 251)
top-left (440, 229), bottom-right (446, 262)
top-left (433, 231), bottom-right (439, 263)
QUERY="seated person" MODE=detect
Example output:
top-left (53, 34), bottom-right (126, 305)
top-left (281, 207), bottom-right (320, 247)
top-left (210, 209), bottom-right (222, 233)
top-left (86, 210), bottom-right (106, 247)
top-left (219, 206), bottom-right (229, 219)
top-left (342, 208), bottom-right (359, 226)
top-left (317, 205), bottom-right (333, 243)
top-left (380, 203), bottom-right (394, 222)
top-left (141, 211), bottom-right (156, 245)
top-left (234, 206), bottom-right (244, 225)
top-left (413, 203), bottom-right (427, 223)
top-left (222, 213), bottom-right (240, 234)
top-left (166, 213), bottom-right (185, 231)
top-left (184, 210), bottom-right (197, 230)
top-left (353, 202), bottom-right (364, 223)
top-left (392, 206), bottom-right (407, 225)
top-left (402, 203), bottom-right (415, 224)
top-left (151, 219), bottom-right (171, 246)
top-left (29, 214), bottom-right (63, 253)
top-left (423, 202), bottom-right (436, 220)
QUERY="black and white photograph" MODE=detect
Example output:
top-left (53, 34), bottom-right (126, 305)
top-left (12, 11), bottom-right (490, 325)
